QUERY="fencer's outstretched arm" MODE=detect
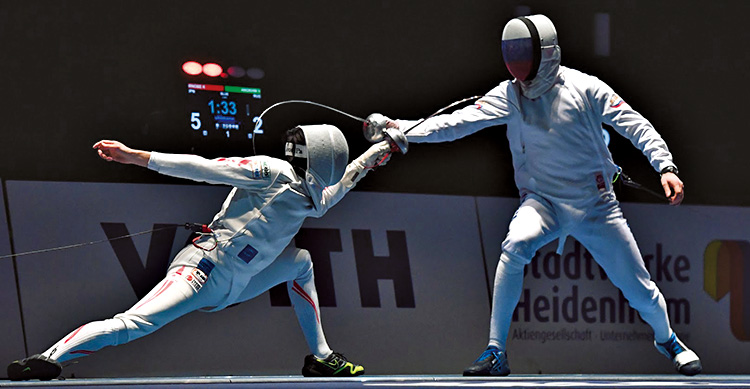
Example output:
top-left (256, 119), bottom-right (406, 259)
top-left (391, 87), bottom-right (515, 144)
top-left (93, 139), bottom-right (278, 190)
top-left (318, 141), bottom-right (392, 212)
top-left (93, 140), bottom-right (151, 167)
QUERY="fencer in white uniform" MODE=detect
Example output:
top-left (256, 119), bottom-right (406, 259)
top-left (375, 14), bottom-right (700, 376)
top-left (7, 125), bottom-right (393, 381)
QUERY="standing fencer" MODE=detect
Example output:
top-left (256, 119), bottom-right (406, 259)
top-left (8, 125), bottom-right (394, 381)
top-left (371, 14), bottom-right (701, 376)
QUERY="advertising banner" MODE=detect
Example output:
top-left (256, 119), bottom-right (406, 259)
top-left (4, 181), bottom-right (749, 376)
top-left (6, 181), bottom-right (229, 377)
top-left (476, 197), bottom-right (750, 374)
top-left (6, 182), bottom-right (488, 377)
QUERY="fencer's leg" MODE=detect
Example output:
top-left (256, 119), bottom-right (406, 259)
top-left (574, 197), bottom-right (701, 375)
top-left (574, 201), bottom-right (672, 342)
top-left (234, 245), bottom-right (332, 359)
top-left (41, 251), bottom-right (221, 363)
top-left (488, 252), bottom-right (526, 351)
top-left (286, 252), bottom-right (365, 377)
top-left (465, 195), bottom-right (559, 376)
top-left (489, 196), bottom-right (560, 351)
top-left (235, 245), bottom-right (363, 377)
top-left (286, 251), bottom-right (333, 359)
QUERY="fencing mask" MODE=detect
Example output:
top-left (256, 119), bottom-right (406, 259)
top-left (501, 14), bottom-right (561, 98)
top-left (285, 124), bottom-right (349, 189)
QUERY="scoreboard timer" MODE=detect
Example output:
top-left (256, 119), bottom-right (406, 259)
top-left (187, 83), bottom-right (263, 142)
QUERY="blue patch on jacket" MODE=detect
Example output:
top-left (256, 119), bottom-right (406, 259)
top-left (196, 258), bottom-right (215, 275)
top-left (238, 244), bottom-right (259, 263)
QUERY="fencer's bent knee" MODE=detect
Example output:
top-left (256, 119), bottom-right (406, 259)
top-left (297, 248), bottom-right (311, 263)
top-left (498, 250), bottom-right (528, 274)
top-left (501, 236), bottom-right (536, 267)
top-left (295, 248), bottom-right (315, 280)
top-left (502, 195), bottom-right (556, 263)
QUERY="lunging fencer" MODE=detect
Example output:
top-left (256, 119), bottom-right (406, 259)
top-left (7, 125), bottom-right (395, 381)
top-left (369, 14), bottom-right (701, 376)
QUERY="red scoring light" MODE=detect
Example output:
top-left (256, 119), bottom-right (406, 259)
top-left (202, 63), bottom-right (223, 77)
top-left (182, 61), bottom-right (203, 75)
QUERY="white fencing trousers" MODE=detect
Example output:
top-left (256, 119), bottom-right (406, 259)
top-left (43, 243), bottom-right (332, 363)
top-left (488, 193), bottom-right (673, 351)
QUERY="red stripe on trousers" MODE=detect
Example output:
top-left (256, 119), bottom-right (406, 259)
top-left (69, 350), bottom-right (95, 355)
top-left (135, 280), bottom-right (174, 310)
top-left (133, 266), bottom-right (184, 311)
top-left (64, 324), bottom-right (86, 344)
top-left (291, 281), bottom-right (319, 323)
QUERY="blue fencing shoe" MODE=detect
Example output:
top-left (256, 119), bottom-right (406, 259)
top-left (463, 346), bottom-right (510, 376)
top-left (654, 333), bottom-right (702, 376)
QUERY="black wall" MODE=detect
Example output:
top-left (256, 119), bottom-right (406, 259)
top-left (2, 1), bottom-right (747, 205)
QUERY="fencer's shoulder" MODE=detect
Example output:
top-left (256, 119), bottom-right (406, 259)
top-left (560, 67), bottom-right (610, 89)
top-left (559, 67), bottom-right (614, 101)
top-left (224, 155), bottom-right (291, 181)
top-left (559, 66), bottom-right (599, 84)
top-left (241, 155), bottom-right (289, 166)
top-left (269, 157), bottom-right (301, 183)
top-left (491, 80), bottom-right (513, 94)
top-left (484, 80), bottom-right (518, 101)
top-left (250, 155), bottom-right (283, 165)
top-left (261, 156), bottom-right (296, 176)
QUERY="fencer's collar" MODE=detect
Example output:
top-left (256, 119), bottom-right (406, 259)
top-left (518, 46), bottom-right (561, 99)
top-left (302, 171), bottom-right (325, 212)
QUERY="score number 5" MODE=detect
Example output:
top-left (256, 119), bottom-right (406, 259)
top-left (190, 112), bottom-right (201, 130)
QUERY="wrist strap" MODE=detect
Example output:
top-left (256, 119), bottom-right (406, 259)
top-left (660, 166), bottom-right (679, 175)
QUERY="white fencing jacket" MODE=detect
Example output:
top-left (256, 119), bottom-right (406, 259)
top-left (147, 153), bottom-right (366, 310)
top-left (398, 66), bottom-right (677, 203)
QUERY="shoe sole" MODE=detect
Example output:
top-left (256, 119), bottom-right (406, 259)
top-left (678, 360), bottom-right (702, 376)
top-left (302, 367), bottom-right (365, 377)
top-left (463, 369), bottom-right (511, 377)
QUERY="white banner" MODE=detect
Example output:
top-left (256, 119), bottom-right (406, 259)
top-left (4, 181), bottom-right (749, 376)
